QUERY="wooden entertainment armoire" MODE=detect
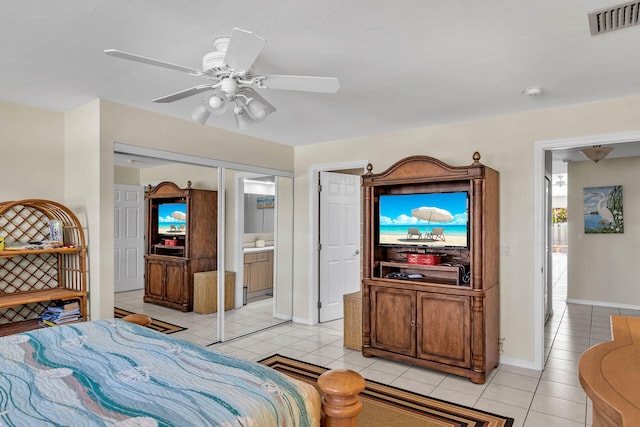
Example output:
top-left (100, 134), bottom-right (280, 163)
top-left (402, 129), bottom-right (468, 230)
top-left (361, 153), bottom-right (499, 384)
top-left (144, 181), bottom-right (217, 312)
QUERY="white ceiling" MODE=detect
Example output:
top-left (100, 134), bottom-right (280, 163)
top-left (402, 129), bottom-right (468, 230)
top-left (3, 0), bottom-right (640, 165)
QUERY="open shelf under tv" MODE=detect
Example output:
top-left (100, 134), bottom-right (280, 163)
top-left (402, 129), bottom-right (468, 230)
top-left (377, 261), bottom-right (468, 286)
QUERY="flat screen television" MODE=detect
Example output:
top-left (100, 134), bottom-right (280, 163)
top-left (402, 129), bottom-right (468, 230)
top-left (378, 191), bottom-right (469, 248)
top-left (158, 203), bottom-right (187, 236)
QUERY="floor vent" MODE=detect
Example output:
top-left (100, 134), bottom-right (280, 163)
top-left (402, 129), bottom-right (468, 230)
top-left (589, 1), bottom-right (640, 35)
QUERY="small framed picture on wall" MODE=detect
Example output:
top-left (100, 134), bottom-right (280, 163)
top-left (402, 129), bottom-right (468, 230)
top-left (257, 196), bottom-right (275, 209)
top-left (583, 185), bottom-right (623, 234)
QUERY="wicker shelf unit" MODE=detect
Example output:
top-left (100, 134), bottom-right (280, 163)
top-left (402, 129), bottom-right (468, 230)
top-left (0, 199), bottom-right (88, 336)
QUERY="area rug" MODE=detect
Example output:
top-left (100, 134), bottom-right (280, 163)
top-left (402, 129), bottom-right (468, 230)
top-left (259, 354), bottom-right (514, 427)
top-left (114, 307), bottom-right (187, 334)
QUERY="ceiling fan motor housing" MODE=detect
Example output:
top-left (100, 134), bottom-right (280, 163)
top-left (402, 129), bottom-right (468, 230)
top-left (202, 50), bottom-right (226, 72)
top-left (202, 36), bottom-right (231, 72)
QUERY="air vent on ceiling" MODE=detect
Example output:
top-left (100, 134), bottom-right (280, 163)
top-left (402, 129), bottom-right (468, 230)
top-left (589, 1), bottom-right (640, 35)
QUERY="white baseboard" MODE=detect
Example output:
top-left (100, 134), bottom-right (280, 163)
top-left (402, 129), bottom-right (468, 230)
top-left (292, 316), bottom-right (315, 326)
top-left (499, 355), bottom-right (539, 371)
top-left (273, 313), bottom-right (292, 321)
top-left (566, 298), bottom-right (640, 311)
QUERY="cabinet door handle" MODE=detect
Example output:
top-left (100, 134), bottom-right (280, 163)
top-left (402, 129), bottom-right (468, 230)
top-left (416, 323), bottom-right (422, 328)
top-left (410, 320), bottom-right (415, 327)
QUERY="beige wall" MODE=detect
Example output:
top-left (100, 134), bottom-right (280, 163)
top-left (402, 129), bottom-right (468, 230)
top-left (567, 156), bottom-right (640, 305)
top-left (138, 163), bottom-right (218, 191)
top-left (114, 166), bottom-right (140, 185)
top-left (294, 95), bottom-right (640, 365)
top-left (0, 101), bottom-right (65, 201)
top-left (65, 100), bottom-right (107, 320)
top-left (100, 100), bottom-right (293, 171)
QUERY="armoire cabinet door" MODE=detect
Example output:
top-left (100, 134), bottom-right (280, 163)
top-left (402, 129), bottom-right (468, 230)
top-left (417, 293), bottom-right (471, 368)
top-left (164, 260), bottom-right (186, 305)
top-left (145, 258), bottom-right (187, 306)
top-left (145, 259), bottom-right (165, 300)
top-left (370, 286), bottom-right (416, 356)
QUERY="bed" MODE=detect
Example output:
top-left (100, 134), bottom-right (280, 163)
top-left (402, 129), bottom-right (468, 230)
top-left (0, 319), bottom-right (327, 426)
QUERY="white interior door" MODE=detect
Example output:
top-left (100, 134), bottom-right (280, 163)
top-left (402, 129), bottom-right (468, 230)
top-left (319, 171), bottom-right (361, 322)
top-left (114, 185), bottom-right (145, 292)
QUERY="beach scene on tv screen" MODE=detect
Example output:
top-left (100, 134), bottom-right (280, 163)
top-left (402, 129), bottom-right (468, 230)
top-left (158, 203), bottom-right (187, 235)
top-left (379, 192), bottom-right (468, 247)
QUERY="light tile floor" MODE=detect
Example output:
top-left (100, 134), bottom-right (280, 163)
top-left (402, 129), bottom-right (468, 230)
top-left (115, 253), bottom-right (640, 427)
top-left (115, 290), bottom-right (289, 342)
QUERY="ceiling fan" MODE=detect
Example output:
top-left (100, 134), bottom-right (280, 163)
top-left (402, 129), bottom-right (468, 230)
top-left (105, 28), bottom-right (340, 129)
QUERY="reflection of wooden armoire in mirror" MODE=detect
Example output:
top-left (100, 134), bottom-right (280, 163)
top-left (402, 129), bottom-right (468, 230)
top-left (144, 181), bottom-right (217, 312)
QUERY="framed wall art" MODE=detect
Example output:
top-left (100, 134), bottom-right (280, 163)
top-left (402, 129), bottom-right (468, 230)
top-left (257, 196), bottom-right (275, 209)
top-left (583, 185), bottom-right (623, 234)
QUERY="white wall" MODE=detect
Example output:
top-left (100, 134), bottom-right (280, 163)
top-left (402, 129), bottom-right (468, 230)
top-left (567, 156), bottom-right (640, 306)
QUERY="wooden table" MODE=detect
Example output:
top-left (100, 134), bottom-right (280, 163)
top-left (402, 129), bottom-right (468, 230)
top-left (579, 315), bottom-right (640, 426)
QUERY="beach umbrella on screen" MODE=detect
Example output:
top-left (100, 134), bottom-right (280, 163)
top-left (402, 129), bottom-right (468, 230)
top-left (172, 211), bottom-right (186, 221)
top-left (411, 207), bottom-right (453, 223)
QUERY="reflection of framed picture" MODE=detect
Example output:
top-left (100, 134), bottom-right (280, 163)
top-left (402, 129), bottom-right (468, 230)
top-left (583, 185), bottom-right (624, 234)
top-left (257, 196), bottom-right (275, 209)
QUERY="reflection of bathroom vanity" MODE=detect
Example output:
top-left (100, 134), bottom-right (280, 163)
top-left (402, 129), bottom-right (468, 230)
top-left (243, 247), bottom-right (274, 297)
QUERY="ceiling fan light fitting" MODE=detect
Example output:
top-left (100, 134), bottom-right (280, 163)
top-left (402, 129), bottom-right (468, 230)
top-left (245, 98), bottom-right (268, 122)
top-left (233, 106), bottom-right (255, 130)
top-left (208, 94), bottom-right (225, 109)
top-left (580, 145), bottom-right (613, 163)
top-left (191, 103), bottom-right (211, 125)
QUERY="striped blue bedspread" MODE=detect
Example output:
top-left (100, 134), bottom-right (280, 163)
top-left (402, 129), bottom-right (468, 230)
top-left (0, 319), bottom-right (320, 426)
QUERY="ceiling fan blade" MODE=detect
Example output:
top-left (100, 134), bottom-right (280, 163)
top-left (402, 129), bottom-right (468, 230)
top-left (223, 28), bottom-right (266, 72)
top-left (152, 84), bottom-right (214, 103)
top-left (261, 75), bottom-right (340, 93)
top-left (104, 49), bottom-right (201, 75)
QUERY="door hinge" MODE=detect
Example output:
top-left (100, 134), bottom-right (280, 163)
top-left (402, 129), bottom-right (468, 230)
top-left (317, 184), bottom-right (322, 192)
top-left (317, 301), bottom-right (322, 309)
top-left (318, 242), bottom-right (322, 251)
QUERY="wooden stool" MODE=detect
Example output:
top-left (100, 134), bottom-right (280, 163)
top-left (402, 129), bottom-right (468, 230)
top-left (122, 313), bottom-right (152, 327)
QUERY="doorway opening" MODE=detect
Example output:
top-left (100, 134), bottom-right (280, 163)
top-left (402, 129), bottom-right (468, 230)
top-left (534, 130), bottom-right (640, 370)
